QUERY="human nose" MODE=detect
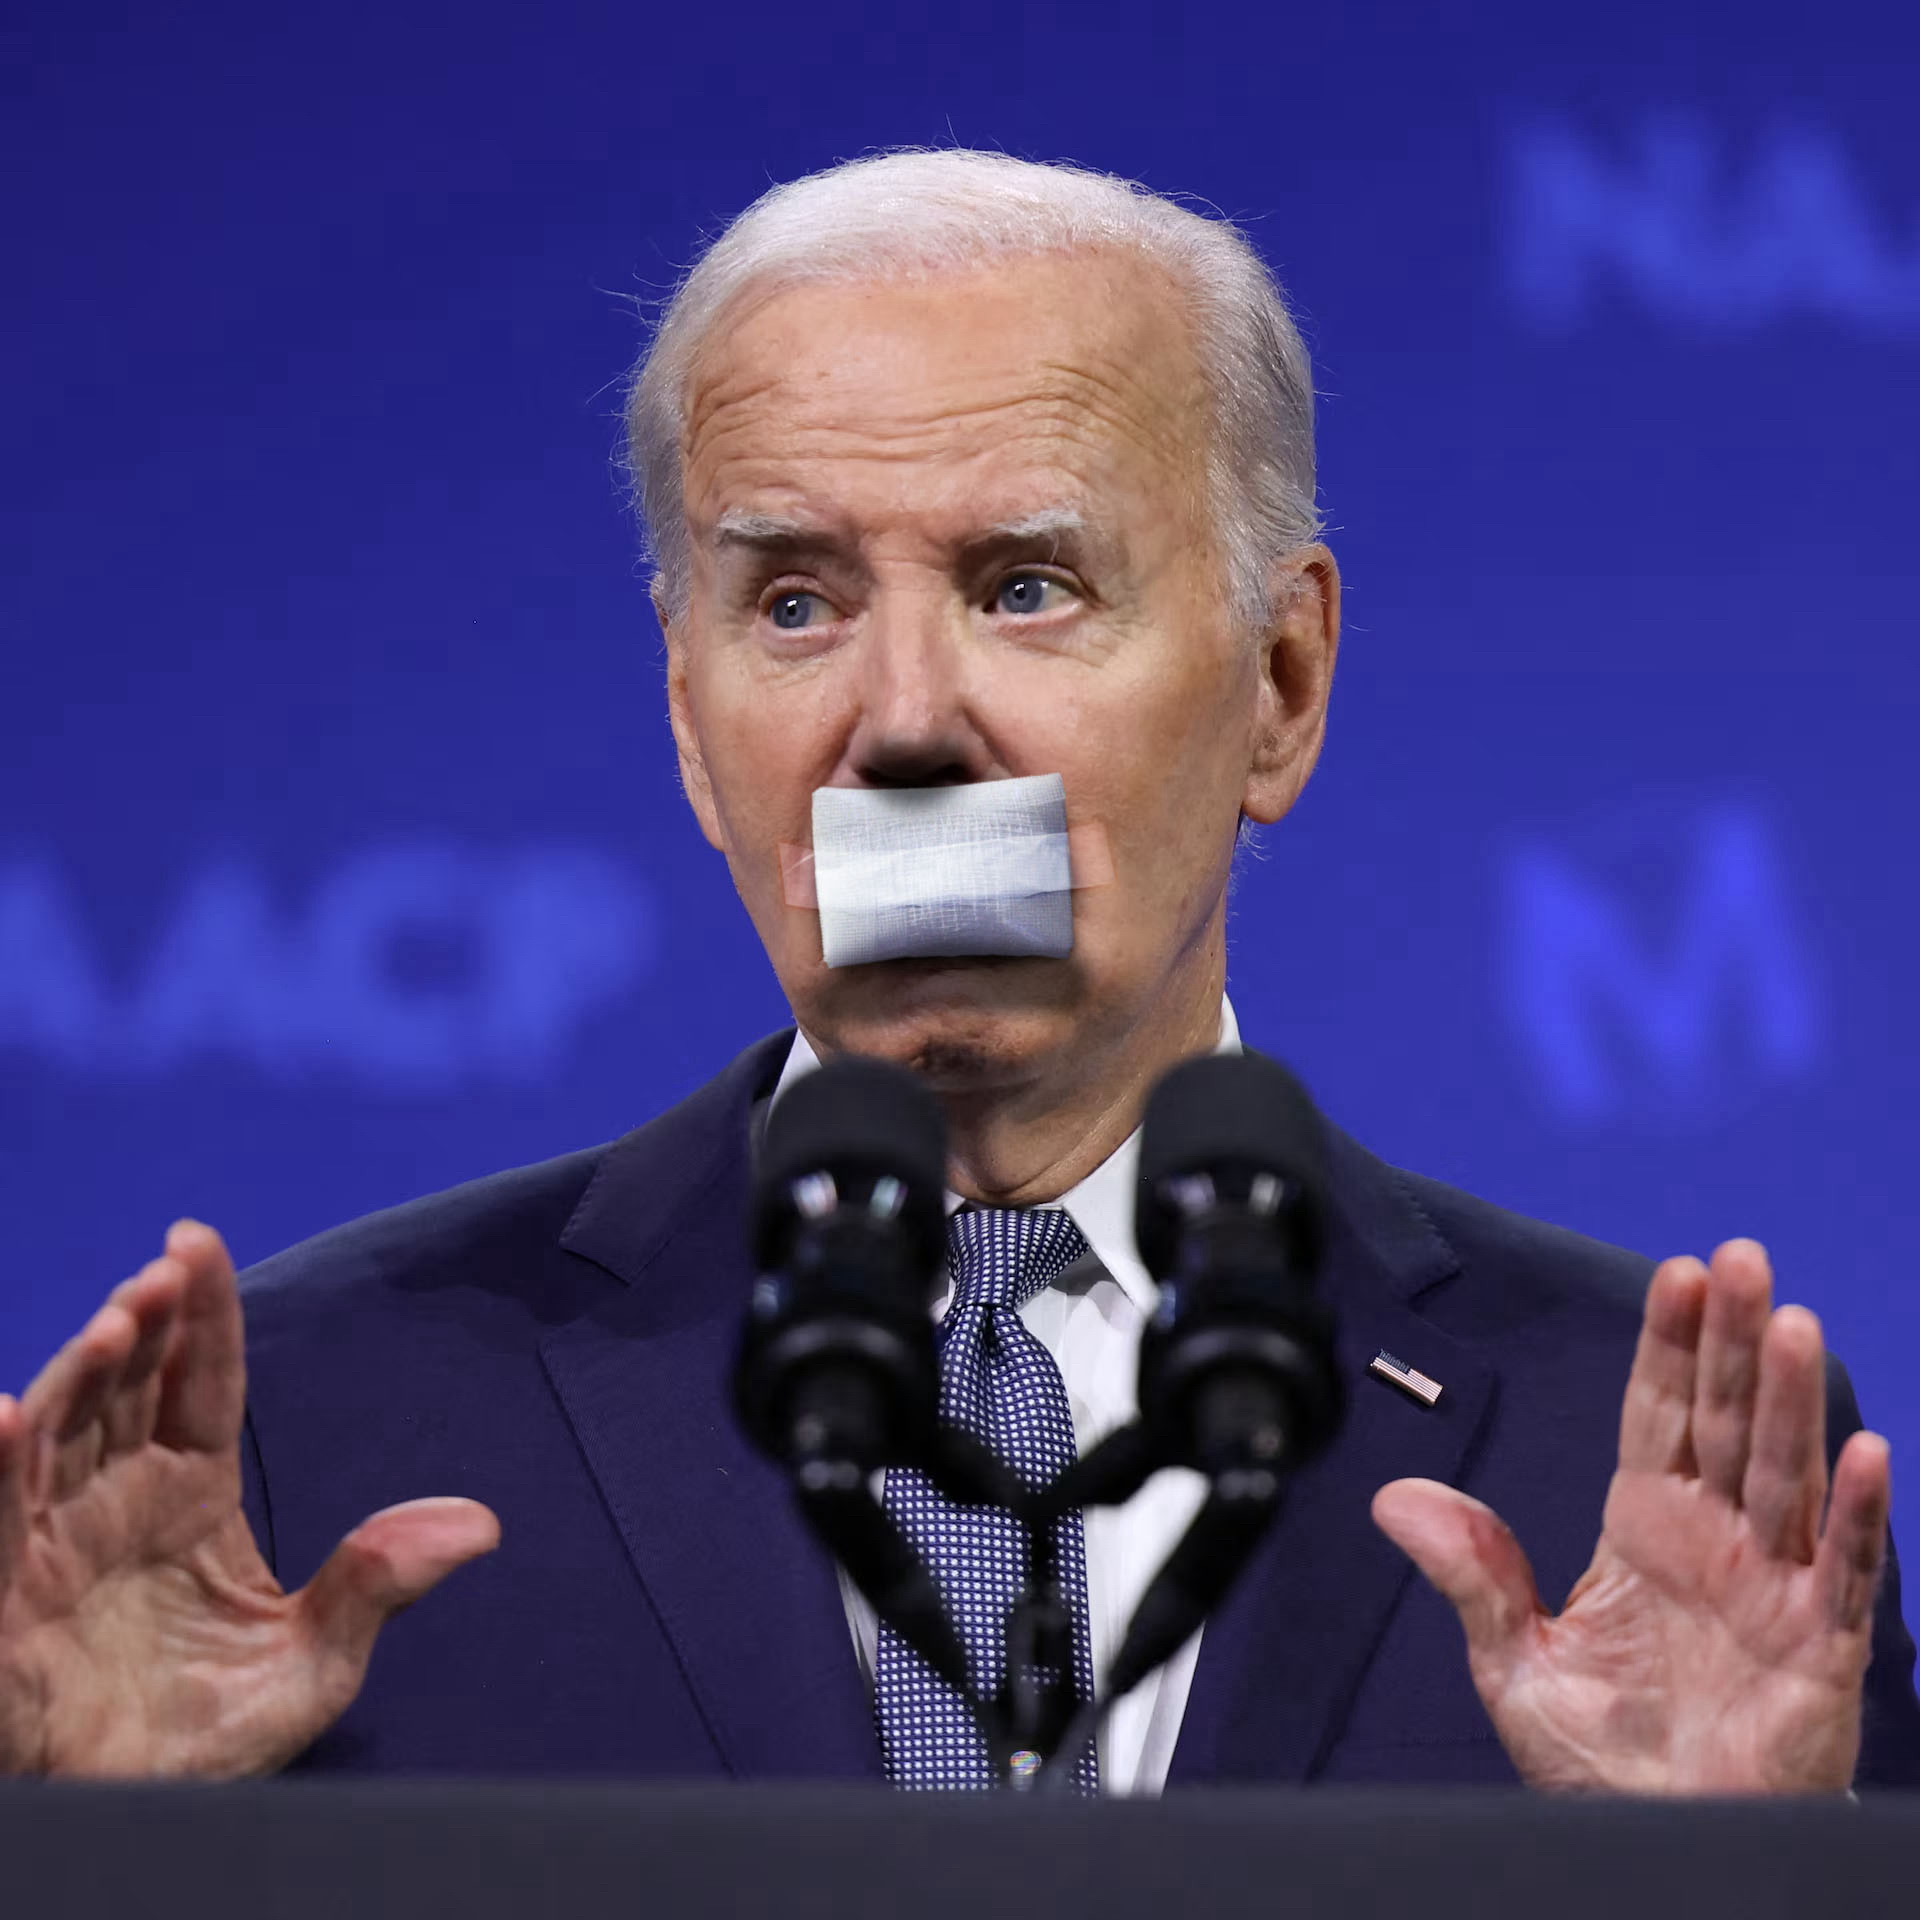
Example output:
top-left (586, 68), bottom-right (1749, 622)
top-left (842, 583), bottom-right (990, 787)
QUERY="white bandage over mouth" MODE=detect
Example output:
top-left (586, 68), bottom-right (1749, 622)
top-left (803, 775), bottom-right (1079, 970)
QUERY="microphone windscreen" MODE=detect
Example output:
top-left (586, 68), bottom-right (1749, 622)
top-left (762, 1055), bottom-right (948, 1194)
top-left (1138, 1052), bottom-right (1324, 1185)
top-left (755, 1056), bottom-right (949, 1275)
top-left (1135, 1053), bottom-right (1326, 1278)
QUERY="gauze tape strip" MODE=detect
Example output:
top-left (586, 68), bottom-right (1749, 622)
top-left (779, 821), bottom-right (1111, 908)
top-left (793, 775), bottom-right (1096, 969)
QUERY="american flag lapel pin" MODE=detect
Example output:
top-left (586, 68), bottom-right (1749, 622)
top-left (1368, 1349), bottom-right (1443, 1408)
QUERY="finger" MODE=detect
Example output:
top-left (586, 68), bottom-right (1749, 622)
top-left (100, 1262), bottom-right (188, 1460)
top-left (152, 1221), bottom-right (246, 1455)
top-left (19, 1295), bottom-right (139, 1440)
top-left (1691, 1239), bottom-right (1772, 1502)
top-left (1372, 1479), bottom-right (1543, 1690)
top-left (1617, 1257), bottom-right (1708, 1476)
top-left (1815, 1430), bottom-right (1891, 1635)
top-left (19, 1245), bottom-right (184, 1438)
top-left (297, 1498), bottom-right (502, 1695)
top-left (0, 1395), bottom-right (26, 1581)
top-left (19, 1301), bottom-right (141, 1503)
top-left (1741, 1305), bottom-right (1827, 1562)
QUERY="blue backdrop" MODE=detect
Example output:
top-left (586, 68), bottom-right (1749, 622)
top-left (7, 2), bottom-right (1918, 1521)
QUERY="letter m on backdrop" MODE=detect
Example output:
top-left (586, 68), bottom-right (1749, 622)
top-left (1499, 805), bottom-right (1820, 1123)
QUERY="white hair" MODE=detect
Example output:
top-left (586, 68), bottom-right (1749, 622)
top-left (624, 149), bottom-right (1322, 628)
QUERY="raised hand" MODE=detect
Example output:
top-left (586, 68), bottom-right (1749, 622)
top-left (0, 1222), bottom-right (499, 1777)
top-left (1372, 1239), bottom-right (1889, 1793)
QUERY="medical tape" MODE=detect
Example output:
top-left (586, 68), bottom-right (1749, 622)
top-left (779, 825), bottom-right (1114, 906)
top-left (780, 775), bottom-right (1112, 969)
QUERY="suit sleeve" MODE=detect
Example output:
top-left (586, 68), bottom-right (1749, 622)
top-left (1826, 1357), bottom-right (1920, 1788)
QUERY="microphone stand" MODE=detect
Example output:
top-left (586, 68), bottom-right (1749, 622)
top-left (779, 1414), bottom-right (1082, 1781)
top-left (1031, 1444), bottom-right (1291, 1792)
top-left (992, 1508), bottom-right (1081, 1786)
top-left (795, 1405), bottom-right (1299, 1794)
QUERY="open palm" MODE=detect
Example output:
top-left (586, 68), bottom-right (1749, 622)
top-left (1374, 1240), bottom-right (1889, 1793)
top-left (0, 1222), bottom-right (498, 1778)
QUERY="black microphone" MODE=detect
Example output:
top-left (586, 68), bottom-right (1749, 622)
top-left (1085, 1052), bottom-right (1345, 1709)
top-left (734, 1054), bottom-right (948, 1476)
top-left (732, 1053), bottom-right (976, 1693)
top-left (1133, 1051), bottom-right (1343, 1478)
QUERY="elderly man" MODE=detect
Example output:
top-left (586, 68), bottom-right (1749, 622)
top-left (2, 151), bottom-right (1915, 1791)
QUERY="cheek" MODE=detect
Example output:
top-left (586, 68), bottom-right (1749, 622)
top-left (1059, 651), bottom-right (1251, 820)
top-left (688, 661), bottom-right (835, 838)
top-left (1070, 674), bottom-right (1250, 918)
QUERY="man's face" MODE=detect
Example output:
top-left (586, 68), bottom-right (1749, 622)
top-left (663, 251), bottom-right (1336, 1098)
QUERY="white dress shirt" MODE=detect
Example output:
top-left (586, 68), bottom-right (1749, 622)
top-left (769, 999), bottom-right (1240, 1795)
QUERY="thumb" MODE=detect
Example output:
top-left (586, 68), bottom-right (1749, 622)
top-left (297, 1497), bottom-right (501, 1680)
top-left (1372, 1478), bottom-right (1541, 1680)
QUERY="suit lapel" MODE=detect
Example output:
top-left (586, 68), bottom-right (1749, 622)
top-left (1167, 1126), bottom-right (1499, 1785)
top-left (539, 1033), bottom-right (882, 1781)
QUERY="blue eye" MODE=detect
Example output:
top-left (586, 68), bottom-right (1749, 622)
top-left (768, 591), bottom-right (830, 631)
top-left (993, 572), bottom-right (1068, 616)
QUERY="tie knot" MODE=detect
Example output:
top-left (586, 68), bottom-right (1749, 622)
top-left (946, 1207), bottom-right (1090, 1315)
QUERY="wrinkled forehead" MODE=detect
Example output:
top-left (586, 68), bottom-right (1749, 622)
top-left (678, 253), bottom-right (1215, 540)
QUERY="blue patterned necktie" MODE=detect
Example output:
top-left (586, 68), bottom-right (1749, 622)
top-left (875, 1207), bottom-right (1100, 1793)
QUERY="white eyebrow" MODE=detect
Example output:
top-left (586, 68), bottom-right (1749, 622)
top-left (711, 509), bottom-right (821, 545)
top-left (707, 504), bottom-right (1094, 553)
top-left (983, 508), bottom-right (1087, 543)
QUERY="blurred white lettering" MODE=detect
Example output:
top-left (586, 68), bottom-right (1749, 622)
top-left (0, 842), bottom-right (654, 1091)
top-left (1504, 117), bottom-right (1920, 332)
top-left (1498, 805), bottom-right (1820, 1122)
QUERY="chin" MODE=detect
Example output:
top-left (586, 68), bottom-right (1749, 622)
top-left (801, 954), bottom-right (1081, 1091)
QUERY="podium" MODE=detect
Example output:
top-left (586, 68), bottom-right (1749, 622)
top-left (4, 1783), bottom-right (1914, 1918)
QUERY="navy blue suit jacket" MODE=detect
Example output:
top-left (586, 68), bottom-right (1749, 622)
top-left (239, 1032), bottom-right (1920, 1785)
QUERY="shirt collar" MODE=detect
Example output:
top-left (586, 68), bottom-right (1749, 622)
top-left (770, 997), bottom-right (1243, 1315)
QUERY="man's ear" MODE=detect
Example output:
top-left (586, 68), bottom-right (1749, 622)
top-left (655, 578), bottom-right (732, 855)
top-left (1241, 545), bottom-right (1341, 827)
